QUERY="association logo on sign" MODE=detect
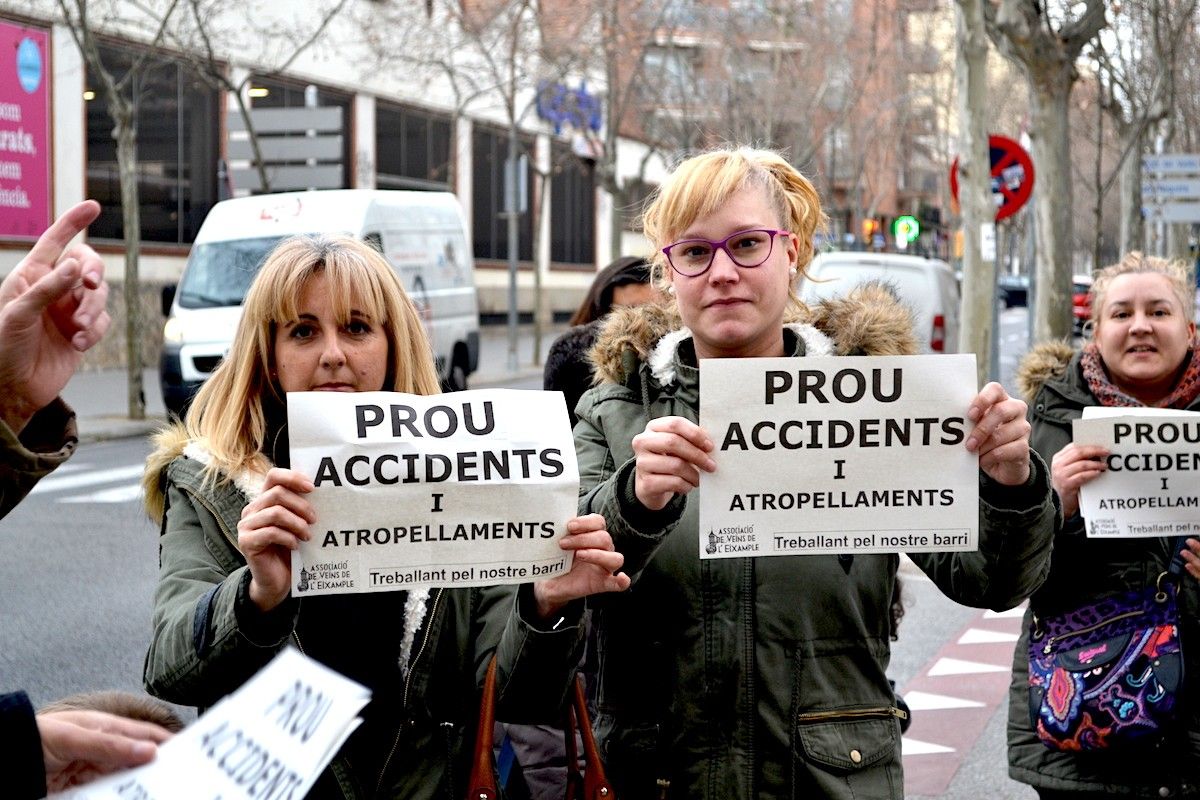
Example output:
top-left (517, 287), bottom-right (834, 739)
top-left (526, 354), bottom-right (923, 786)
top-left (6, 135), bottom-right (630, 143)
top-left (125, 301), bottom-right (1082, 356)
top-left (16, 37), bottom-right (41, 94)
top-left (706, 524), bottom-right (759, 555)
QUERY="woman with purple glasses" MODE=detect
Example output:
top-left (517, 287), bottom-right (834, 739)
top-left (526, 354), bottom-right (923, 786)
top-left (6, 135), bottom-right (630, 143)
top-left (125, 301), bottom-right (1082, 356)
top-left (571, 146), bottom-right (1057, 799)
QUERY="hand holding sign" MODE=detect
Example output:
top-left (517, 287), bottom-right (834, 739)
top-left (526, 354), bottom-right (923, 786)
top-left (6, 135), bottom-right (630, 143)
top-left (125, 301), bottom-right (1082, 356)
top-left (1050, 443), bottom-right (1109, 517)
top-left (238, 468), bottom-right (316, 612)
top-left (532, 513), bottom-right (631, 619)
top-left (632, 416), bottom-right (717, 510)
top-left (965, 382), bottom-right (1031, 486)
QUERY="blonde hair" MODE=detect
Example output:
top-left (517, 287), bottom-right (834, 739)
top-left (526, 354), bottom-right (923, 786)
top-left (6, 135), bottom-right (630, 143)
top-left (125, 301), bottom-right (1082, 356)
top-left (1089, 251), bottom-right (1195, 337)
top-left (641, 146), bottom-right (827, 306)
top-left (173, 234), bottom-right (440, 481)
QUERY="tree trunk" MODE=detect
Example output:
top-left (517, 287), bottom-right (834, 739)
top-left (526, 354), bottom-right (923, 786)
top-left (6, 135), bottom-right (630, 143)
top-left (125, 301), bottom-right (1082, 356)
top-left (1029, 78), bottom-right (1074, 342)
top-left (1117, 128), bottom-right (1144, 256)
top-left (114, 105), bottom-right (145, 420)
top-left (954, 0), bottom-right (996, 386)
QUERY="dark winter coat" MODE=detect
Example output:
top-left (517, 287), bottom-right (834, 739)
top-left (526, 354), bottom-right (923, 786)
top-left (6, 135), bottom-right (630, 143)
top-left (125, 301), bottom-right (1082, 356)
top-left (574, 285), bottom-right (1058, 800)
top-left (544, 321), bottom-right (603, 428)
top-left (1, 398), bottom-right (78, 799)
top-left (1007, 342), bottom-right (1200, 797)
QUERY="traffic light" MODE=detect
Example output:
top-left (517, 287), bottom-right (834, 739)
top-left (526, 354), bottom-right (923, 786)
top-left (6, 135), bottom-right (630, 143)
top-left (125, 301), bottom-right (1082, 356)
top-left (862, 219), bottom-right (880, 240)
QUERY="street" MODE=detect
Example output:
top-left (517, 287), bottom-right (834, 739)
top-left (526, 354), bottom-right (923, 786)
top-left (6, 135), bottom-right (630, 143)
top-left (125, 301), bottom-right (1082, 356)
top-left (0, 316), bottom-right (1044, 799)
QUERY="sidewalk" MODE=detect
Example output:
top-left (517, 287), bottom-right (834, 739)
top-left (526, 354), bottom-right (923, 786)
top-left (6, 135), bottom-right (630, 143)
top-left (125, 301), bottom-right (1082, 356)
top-left (62, 323), bottom-right (568, 443)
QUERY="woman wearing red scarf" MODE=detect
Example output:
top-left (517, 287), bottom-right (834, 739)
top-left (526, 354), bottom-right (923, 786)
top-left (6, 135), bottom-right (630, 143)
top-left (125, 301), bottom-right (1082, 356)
top-left (1008, 252), bottom-right (1200, 798)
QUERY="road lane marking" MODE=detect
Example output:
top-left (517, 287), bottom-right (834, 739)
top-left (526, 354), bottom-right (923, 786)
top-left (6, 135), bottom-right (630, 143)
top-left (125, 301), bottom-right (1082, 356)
top-left (926, 657), bottom-right (1008, 676)
top-left (902, 690), bottom-right (985, 711)
top-left (957, 627), bottom-right (1019, 644)
top-left (61, 484), bottom-right (144, 504)
top-left (29, 464), bottom-right (144, 494)
top-left (901, 738), bottom-right (956, 755)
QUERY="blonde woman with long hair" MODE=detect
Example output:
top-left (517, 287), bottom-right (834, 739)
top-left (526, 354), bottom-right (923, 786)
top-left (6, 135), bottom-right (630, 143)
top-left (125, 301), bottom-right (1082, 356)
top-left (142, 235), bottom-right (628, 799)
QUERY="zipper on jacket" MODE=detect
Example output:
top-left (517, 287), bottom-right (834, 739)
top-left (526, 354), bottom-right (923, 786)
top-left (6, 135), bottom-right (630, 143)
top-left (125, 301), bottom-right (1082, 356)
top-left (1036, 608), bottom-right (1143, 655)
top-left (376, 587), bottom-right (444, 795)
top-left (795, 706), bottom-right (908, 723)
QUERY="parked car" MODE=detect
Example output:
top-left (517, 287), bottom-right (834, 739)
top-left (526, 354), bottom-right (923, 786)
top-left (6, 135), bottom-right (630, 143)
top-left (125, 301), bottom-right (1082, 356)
top-left (1072, 274), bottom-right (1093, 336)
top-left (160, 190), bottom-right (480, 418)
top-left (997, 273), bottom-right (1030, 307)
top-left (799, 252), bottom-right (961, 353)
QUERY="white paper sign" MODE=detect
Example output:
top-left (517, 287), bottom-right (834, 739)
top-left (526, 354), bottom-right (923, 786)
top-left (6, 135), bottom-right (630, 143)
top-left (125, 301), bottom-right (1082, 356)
top-left (287, 389), bottom-right (578, 595)
top-left (61, 648), bottom-right (369, 800)
top-left (699, 354), bottom-right (980, 556)
top-left (1074, 407), bottom-right (1200, 538)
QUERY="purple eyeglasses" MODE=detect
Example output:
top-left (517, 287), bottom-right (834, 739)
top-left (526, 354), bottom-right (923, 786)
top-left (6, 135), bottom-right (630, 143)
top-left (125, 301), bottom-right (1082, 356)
top-left (661, 228), bottom-right (790, 277)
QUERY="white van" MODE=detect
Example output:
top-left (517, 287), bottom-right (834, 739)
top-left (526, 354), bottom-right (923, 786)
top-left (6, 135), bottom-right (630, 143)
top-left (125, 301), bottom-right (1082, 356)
top-left (799, 252), bottom-right (960, 353)
top-left (160, 190), bottom-right (480, 416)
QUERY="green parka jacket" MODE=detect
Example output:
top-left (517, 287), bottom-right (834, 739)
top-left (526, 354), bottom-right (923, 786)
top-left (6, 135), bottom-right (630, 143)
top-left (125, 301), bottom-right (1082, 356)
top-left (574, 285), bottom-right (1058, 800)
top-left (142, 427), bottom-right (585, 800)
top-left (1007, 342), bottom-right (1200, 797)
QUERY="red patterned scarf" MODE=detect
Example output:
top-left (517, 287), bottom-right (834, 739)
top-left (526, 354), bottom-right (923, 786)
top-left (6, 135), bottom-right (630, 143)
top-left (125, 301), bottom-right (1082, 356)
top-left (1080, 339), bottom-right (1200, 408)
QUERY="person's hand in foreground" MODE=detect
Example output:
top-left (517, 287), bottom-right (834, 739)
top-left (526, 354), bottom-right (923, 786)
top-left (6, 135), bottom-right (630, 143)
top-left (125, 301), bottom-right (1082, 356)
top-left (0, 200), bottom-right (110, 434)
top-left (37, 708), bottom-right (172, 791)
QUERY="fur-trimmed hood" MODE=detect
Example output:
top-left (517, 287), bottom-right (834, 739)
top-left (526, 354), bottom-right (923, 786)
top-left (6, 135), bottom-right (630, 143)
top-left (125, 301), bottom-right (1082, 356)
top-left (1015, 341), bottom-right (1077, 403)
top-left (589, 281), bottom-right (920, 386)
top-left (141, 424), bottom-right (267, 525)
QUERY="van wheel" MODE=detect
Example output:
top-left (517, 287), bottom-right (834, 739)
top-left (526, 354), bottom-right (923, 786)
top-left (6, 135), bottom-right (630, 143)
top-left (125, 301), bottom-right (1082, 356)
top-left (445, 361), bottom-right (468, 392)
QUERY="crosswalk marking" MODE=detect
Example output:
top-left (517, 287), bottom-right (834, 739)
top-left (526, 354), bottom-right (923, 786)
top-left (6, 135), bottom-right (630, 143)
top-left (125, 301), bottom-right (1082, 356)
top-left (61, 483), bottom-right (144, 504)
top-left (30, 464), bottom-right (145, 495)
top-left (902, 690), bottom-right (985, 711)
top-left (957, 627), bottom-right (1019, 644)
top-left (983, 604), bottom-right (1027, 619)
top-left (902, 738), bottom-right (956, 755)
top-left (926, 656), bottom-right (1008, 676)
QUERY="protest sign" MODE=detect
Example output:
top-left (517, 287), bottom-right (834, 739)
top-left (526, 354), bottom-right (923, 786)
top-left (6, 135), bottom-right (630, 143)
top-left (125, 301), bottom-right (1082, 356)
top-left (698, 354), bottom-right (979, 557)
top-left (287, 389), bottom-right (578, 595)
top-left (61, 648), bottom-right (369, 800)
top-left (1074, 407), bottom-right (1200, 538)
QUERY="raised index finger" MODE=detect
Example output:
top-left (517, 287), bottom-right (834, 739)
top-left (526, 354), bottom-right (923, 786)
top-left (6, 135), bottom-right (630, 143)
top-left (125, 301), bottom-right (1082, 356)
top-left (25, 200), bottom-right (101, 269)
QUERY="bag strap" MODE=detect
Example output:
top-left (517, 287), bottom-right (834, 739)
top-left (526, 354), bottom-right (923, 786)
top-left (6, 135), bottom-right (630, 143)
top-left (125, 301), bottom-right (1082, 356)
top-left (467, 656), bottom-right (616, 800)
top-left (569, 673), bottom-right (615, 800)
top-left (465, 657), bottom-right (500, 800)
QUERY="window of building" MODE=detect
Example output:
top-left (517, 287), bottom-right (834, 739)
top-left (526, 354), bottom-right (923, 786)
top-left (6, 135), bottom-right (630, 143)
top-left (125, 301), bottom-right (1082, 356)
top-left (85, 45), bottom-right (219, 244)
top-left (376, 103), bottom-right (452, 190)
top-left (244, 76), bottom-right (352, 190)
top-left (471, 126), bottom-right (534, 262)
top-left (550, 144), bottom-right (594, 264)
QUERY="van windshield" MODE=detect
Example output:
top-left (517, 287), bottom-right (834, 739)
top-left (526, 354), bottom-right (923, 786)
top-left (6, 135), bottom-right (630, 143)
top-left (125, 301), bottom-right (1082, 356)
top-left (178, 236), bottom-right (285, 308)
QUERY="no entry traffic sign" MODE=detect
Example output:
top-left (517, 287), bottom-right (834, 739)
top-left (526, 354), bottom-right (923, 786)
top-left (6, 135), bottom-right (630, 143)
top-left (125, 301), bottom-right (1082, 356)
top-left (950, 135), bottom-right (1035, 222)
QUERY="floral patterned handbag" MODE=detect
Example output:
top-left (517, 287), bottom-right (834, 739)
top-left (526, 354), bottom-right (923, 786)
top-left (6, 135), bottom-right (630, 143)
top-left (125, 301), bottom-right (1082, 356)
top-left (1027, 537), bottom-right (1188, 752)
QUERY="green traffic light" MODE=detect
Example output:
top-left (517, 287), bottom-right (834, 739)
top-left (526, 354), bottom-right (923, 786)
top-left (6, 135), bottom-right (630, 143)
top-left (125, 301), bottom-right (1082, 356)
top-left (893, 215), bottom-right (920, 244)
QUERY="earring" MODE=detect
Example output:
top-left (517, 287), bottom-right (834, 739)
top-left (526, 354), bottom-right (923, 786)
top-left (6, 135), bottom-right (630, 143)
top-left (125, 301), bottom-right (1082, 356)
top-left (788, 267), bottom-right (797, 277)
top-left (667, 285), bottom-right (676, 295)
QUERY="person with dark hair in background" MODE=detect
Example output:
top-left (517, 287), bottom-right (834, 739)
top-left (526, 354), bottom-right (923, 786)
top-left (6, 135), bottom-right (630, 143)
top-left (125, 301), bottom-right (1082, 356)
top-left (0, 201), bottom-right (173, 799)
top-left (544, 256), bottom-right (656, 427)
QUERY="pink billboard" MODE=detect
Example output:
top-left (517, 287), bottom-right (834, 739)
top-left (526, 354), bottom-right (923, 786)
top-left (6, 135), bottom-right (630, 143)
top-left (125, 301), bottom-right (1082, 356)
top-left (0, 20), bottom-right (49, 240)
